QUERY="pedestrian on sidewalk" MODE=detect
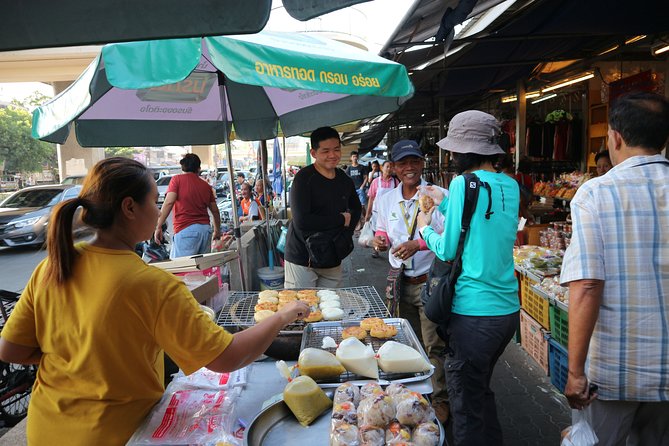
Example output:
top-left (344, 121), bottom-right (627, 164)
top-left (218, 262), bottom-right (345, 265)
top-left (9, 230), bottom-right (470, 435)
top-left (418, 111), bottom-right (520, 445)
top-left (366, 160), bottom-right (399, 258)
top-left (155, 153), bottom-right (221, 259)
top-left (0, 157), bottom-right (310, 445)
top-left (345, 151), bottom-right (369, 231)
top-left (284, 126), bottom-right (361, 288)
top-left (367, 140), bottom-right (449, 423)
top-left (560, 92), bottom-right (669, 445)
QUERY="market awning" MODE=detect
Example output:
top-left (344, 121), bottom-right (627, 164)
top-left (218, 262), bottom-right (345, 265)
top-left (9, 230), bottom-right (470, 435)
top-left (0, 0), bottom-right (373, 52)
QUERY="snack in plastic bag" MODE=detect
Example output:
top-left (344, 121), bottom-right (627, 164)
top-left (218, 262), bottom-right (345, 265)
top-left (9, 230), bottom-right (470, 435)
top-left (333, 382), bottom-right (361, 406)
top-left (357, 394), bottom-right (395, 427)
top-left (395, 392), bottom-right (434, 426)
top-left (385, 420), bottom-right (412, 444)
top-left (336, 337), bottom-right (379, 379)
top-left (332, 401), bottom-right (358, 424)
top-left (413, 421), bottom-right (440, 446)
top-left (297, 348), bottom-right (346, 379)
top-left (360, 382), bottom-right (384, 400)
top-left (561, 409), bottom-right (598, 446)
top-left (283, 375), bottom-right (332, 427)
top-left (358, 424), bottom-right (385, 446)
top-left (330, 421), bottom-right (359, 446)
top-left (376, 341), bottom-right (432, 373)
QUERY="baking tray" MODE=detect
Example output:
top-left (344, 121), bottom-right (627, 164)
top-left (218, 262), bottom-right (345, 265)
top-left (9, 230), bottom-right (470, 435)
top-left (217, 286), bottom-right (389, 334)
top-left (244, 390), bottom-right (445, 446)
top-left (299, 318), bottom-right (434, 387)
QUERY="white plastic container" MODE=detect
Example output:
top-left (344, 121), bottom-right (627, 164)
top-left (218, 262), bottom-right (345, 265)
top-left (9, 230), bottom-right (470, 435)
top-left (258, 266), bottom-right (284, 290)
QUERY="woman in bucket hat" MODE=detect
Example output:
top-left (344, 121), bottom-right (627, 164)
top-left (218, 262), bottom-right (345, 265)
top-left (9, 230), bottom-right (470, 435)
top-left (417, 110), bottom-right (520, 445)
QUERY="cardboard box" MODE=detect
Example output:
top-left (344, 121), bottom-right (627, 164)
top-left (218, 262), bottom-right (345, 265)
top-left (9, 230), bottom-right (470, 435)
top-left (523, 224), bottom-right (550, 246)
top-left (152, 250), bottom-right (238, 273)
top-left (183, 274), bottom-right (220, 304)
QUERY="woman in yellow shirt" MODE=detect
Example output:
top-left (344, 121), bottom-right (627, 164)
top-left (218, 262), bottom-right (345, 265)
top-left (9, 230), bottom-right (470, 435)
top-left (0, 158), bottom-right (309, 445)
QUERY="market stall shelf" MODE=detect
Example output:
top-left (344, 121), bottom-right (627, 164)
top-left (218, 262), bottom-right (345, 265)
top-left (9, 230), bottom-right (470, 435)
top-left (301, 318), bottom-right (434, 387)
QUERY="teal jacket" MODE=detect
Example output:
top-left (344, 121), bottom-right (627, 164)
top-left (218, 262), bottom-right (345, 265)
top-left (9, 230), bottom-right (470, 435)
top-left (422, 171), bottom-right (520, 316)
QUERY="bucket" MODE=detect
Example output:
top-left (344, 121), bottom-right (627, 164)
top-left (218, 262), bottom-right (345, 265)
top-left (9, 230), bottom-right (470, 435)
top-left (258, 266), bottom-right (284, 290)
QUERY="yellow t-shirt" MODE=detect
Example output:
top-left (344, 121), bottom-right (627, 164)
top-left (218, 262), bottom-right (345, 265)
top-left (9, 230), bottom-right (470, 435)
top-left (1, 244), bottom-right (233, 446)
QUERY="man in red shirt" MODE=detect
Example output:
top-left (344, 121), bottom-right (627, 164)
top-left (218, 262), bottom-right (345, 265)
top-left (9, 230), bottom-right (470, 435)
top-left (155, 154), bottom-right (221, 258)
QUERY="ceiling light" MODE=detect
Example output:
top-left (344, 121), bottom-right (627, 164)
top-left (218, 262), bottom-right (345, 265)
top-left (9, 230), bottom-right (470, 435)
top-left (531, 93), bottom-right (557, 104)
top-left (526, 91), bottom-right (541, 99)
top-left (652, 43), bottom-right (669, 56)
top-left (421, 113), bottom-right (425, 117)
top-left (597, 45), bottom-right (619, 56)
top-left (542, 72), bottom-right (594, 93)
top-left (625, 35), bottom-right (646, 45)
top-left (501, 95), bottom-right (517, 103)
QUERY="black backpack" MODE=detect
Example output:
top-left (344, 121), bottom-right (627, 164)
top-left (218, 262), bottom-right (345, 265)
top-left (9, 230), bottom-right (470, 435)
top-left (421, 173), bottom-right (493, 342)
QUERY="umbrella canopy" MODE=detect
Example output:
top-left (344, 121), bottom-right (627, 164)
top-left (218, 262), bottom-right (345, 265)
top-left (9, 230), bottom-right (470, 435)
top-left (33, 31), bottom-right (413, 147)
top-left (1, 0), bottom-right (373, 52)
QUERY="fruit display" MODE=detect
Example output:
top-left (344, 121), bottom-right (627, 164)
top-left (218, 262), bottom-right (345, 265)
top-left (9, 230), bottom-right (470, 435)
top-left (537, 276), bottom-right (569, 305)
top-left (513, 245), bottom-right (563, 277)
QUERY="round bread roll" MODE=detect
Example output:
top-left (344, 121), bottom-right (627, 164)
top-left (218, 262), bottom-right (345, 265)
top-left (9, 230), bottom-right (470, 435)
top-left (278, 290), bottom-right (298, 300)
top-left (317, 290), bottom-right (338, 298)
top-left (360, 317), bottom-right (385, 331)
top-left (319, 293), bottom-right (340, 302)
top-left (419, 194), bottom-right (435, 212)
top-left (254, 302), bottom-right (278, 312)
top-left (257, 295), bottom-right (279, 304)
top-left (322, 307), bottom-right (345, 321)
top-left (341, 326), bottom-right (367, 340)
top-left (258, 290), bottom-right (279, 300)
top-left (254, 309), bottom-right (275, 323)
top-left (370, 323), bottom-right (398, 339)
top-left (303, 310), bottom-right (323, 323)
top-left (297, 289), bottom-right (318, 298)
top-left (319, 299), bottom-right (341, 309)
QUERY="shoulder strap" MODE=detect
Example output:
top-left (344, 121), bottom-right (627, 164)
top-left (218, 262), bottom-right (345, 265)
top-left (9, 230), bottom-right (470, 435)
top-left (461, 173), bottom-right (480, 230)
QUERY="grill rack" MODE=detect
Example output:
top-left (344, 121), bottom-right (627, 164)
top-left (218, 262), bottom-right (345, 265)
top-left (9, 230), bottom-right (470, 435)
top-left (301, 318), bottom-right (434, 387)
top-left (216, 286), bottom-right (389, 333)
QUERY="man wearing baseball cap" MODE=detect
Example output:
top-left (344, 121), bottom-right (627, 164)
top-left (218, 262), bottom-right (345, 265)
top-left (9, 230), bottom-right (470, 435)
top-left (417, 110), bottom-right (520, 445)
top-left (367, 139), bottom-right (450, 423)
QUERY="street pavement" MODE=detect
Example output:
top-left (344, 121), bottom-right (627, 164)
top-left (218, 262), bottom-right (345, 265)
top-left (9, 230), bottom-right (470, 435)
top-left (341, 239), bottom-right (571, 445)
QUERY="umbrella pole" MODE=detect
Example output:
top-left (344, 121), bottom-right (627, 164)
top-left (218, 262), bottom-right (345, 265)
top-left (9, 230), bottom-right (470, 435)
top-left (282, 137), bottom-right (288, 220)
top-left (260, 140), bottom-right (274, 269)
top-left (222, 135), bottom-right (246, 291)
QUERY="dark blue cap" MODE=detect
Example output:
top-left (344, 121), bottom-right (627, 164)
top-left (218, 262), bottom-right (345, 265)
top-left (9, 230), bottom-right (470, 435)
top-left (391, 140), bottom-right (423, 161)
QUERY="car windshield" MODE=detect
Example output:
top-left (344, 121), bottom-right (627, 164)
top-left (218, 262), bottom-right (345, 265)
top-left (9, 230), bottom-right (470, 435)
top-left (1, 189), bottom-right (63, 208)
top-left (156, 176), bottom-right (173, 186)
top-left (62, 176), bottom-right (85, 185)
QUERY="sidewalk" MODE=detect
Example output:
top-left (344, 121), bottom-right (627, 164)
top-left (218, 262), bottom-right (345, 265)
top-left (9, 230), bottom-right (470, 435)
top-left (342, 241), bottom-right (571, 445)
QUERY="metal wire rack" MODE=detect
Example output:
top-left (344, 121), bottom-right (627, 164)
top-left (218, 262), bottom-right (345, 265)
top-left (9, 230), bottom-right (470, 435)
top-left (216, 286), bottom-right (389, 332)
top-left (300, 318), bottom-right (434, 387)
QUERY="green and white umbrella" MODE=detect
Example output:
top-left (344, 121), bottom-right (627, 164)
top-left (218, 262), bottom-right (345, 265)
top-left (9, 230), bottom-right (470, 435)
top-left (32, 31), bottom-right (413, 289)
top-left (33, 31), bottom-right (413, 146)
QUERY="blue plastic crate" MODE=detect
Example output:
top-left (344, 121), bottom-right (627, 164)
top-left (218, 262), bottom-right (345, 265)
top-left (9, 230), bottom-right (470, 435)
top-left (548, 337), bottom-right (568, 392)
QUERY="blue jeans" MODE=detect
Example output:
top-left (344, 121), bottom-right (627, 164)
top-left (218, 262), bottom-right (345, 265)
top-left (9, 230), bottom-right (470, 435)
top-left (445, 311), bottom-right (519, 446)
top-left (356, 188), bottom-right (368, 206)
top-left (171, 224), bottom-right (212, 259)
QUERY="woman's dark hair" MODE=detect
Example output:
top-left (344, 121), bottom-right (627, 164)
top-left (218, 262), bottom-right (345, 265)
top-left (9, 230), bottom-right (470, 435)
top-left (180, 153), bottom-right (201, 173)
top-left (310, 126), bottom-right (340, 150)
top-left (371, 161), bottom-right (380, 168)
top-left (594, 150), bottom-right (610, 163)
top-left (45, 158), bottom-right (153, 284)
top-left (609, 92), bottom-right (669, 151)
top-left (451, 152), bottom-right (499, 174)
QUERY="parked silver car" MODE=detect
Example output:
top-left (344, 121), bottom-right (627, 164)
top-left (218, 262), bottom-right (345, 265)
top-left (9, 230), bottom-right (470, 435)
top-left (0, 184), bottom-right (89, 248)
top-left (156, 174), bottom-right (175, 207)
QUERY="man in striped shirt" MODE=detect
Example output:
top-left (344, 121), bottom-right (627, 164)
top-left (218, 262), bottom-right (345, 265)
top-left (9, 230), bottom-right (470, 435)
top-left (560, 92), bottom-right (669, 445)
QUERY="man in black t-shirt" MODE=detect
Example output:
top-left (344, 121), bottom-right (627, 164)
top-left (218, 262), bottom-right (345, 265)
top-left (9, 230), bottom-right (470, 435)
top-left (284, 127), bottom-right (361, 288)
top-left (345, 151), bottom-right (368, 230)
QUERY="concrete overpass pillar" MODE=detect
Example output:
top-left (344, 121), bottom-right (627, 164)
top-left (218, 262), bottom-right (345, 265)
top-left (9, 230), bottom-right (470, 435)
top-left (191, 145), bottom-right (215, 170)
top-left (52, 81), bottom-right (105, 180)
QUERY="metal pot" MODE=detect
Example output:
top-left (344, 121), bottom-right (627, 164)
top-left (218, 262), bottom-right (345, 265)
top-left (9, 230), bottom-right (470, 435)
top-left (264, 331), bottom-right (302, 360)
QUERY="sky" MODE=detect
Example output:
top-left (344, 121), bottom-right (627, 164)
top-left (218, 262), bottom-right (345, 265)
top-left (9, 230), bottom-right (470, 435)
top-left (0, 0), bottom-right (413, 104)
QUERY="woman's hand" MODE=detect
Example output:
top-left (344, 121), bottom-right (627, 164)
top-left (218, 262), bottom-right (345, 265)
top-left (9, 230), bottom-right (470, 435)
top-left (276, 300), bottom-right (311, 327)
top-left (419, 185), bottom-right (445, 206)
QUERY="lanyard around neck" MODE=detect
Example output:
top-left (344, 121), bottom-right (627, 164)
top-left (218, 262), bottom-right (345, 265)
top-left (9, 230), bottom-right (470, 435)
top-left (399, 200), bottom-right (418, 235)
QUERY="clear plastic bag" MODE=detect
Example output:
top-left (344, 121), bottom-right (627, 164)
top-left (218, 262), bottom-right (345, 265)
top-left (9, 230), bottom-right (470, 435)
top-left (561, 409), bottom-right (598, 446)
top-left (357, 221), bottom-right (375, 248)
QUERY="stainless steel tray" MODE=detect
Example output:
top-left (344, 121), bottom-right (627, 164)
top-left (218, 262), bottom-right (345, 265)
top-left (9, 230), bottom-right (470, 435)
top-left (300, 318), bottom-right (434, 387)
top-left (244, 390), bottom-right (445, 446)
